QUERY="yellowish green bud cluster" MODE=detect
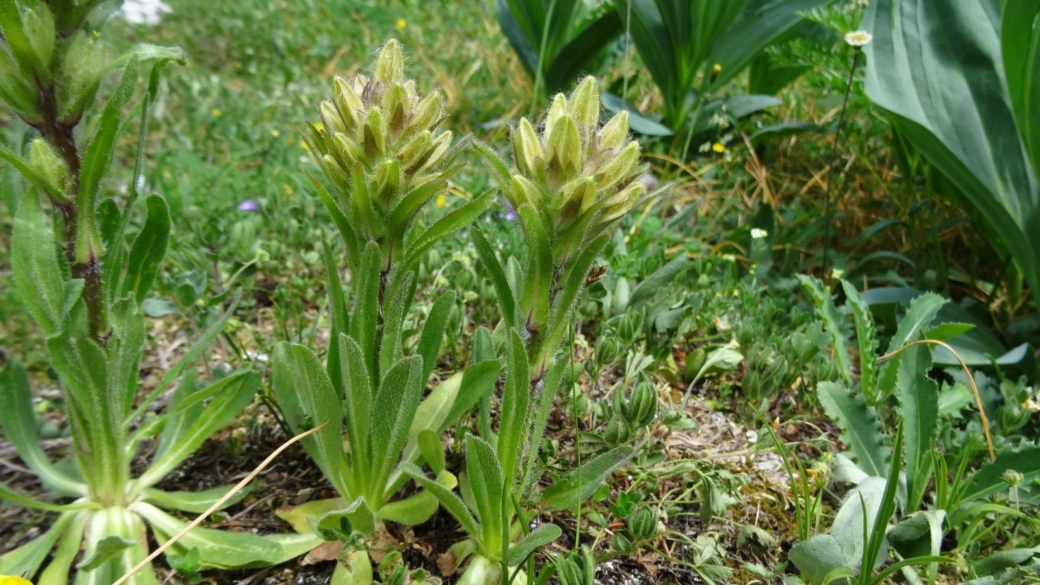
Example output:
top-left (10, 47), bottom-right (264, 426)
top-left (303, 39), bottom-right (458, 257)
top-left (508, 76), bottom-right (646, 264)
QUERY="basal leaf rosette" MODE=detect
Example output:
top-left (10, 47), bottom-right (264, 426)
top-left (507, 76), bottom-right (647, 270)
top-left (301, 39), bottom-right (464, 267)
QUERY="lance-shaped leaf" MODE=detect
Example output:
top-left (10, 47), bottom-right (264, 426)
top-left (816, 382), bottom-right (890, 478)
top-left (498, 330), bottom-right (530, 486)
top-left (895, 343), bottom-right (938, 512)
top-left (542, 445), bottom-right (634, 510)
top-left (120, 194), bottom-right (170, 302)
top-left (12, 190), bottom-right (65, 335)
top-left (368, 355), bottom-right (424, 501)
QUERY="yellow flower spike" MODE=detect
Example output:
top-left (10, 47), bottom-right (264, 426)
top-left (410, 91), bottom-right (442, 132)
top-left (568, 76), bottom-right (600, 134)
top-left (510, 175), bottom-right (540, 208)
top-left (595, 141), bottom-right (640, 190)
top-left (543, 93), bottom-right (568, 142)
top-left (547, 113), bottom-right (581, 176)
top-left (374, 39), bottom-right (405, 83)
top-left (512, 118), bottom-right (544, 177)
top-left (598, 110), bottom-right (630, 152)
top-left (320, 100), bottom-right (346, 135)
top-left (0, 576), bottom-right (33, 585)
top-left (333, 76), bottom-right (364, 126)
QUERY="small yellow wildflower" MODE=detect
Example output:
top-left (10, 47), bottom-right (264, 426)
top-left (211, 108), bottom-right (221, 118)
top-left (395, 18), bottom-right (407, 30)
top-left (435, 193), bottom-right (448, 209)
top-left (712, 142), bottom-right (725, 154)
top-left (0, 576), bottom-right (34, 585)
top-left (270, 129), bottom-right (280, 138)
top-left (771, 417), bottom-right (780, 430)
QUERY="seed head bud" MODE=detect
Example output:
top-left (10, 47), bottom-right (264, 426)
top-left (374, 39), bottom-right (405, 83)
top-left (544, 93), bottom-right (568, 140)
top-left (512, 118), bottom-right (543, 177)
top-left (547, 114), bottom-right (581, 177)
top-left (30, 139), bottom-right (70, 201)
top-left (568, 76), bottom-right (600, 132)
top-left (411, 91), bottom-right (443, 132)
top-left (320, 101), bottom-right (346, 135)
top-left (510, 175), bottom-right (540, 207)
top-left (599, 111), bottom-right (630, 152)
top-left (363, 107), bottom-right (388, 160)
top-left (333, 76), bottom-right (363, 126)
top-left (596, 141), bottom-right (640, 190)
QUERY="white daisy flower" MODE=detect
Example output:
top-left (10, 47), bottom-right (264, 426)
top-left (845, 30), bottom-right (873, 47)
top-left (750, 228), bottom-right (768, 240)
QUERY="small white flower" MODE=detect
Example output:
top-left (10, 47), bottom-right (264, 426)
top-left (831, 268), bottom-right (845, 280)
top-left (845, 30), bottom-right (873, 47)
top-left (1024, 397), bottom-right (1040, 413)
top-left (750, 228), bottom-right (768, 240)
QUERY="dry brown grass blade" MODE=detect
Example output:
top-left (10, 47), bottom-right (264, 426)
top-left (113, 422), bottom-right (329, 585)
top-left (878, 340), bottom-right (995, 462)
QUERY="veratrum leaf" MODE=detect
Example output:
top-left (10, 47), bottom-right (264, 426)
top-left (12, 191), bottom-right (65, 335)
top-left (816, 382), bottom-right (889, 478)
top-left (863, 0), bottom-right (1040, 307)
top-left (841, 280), bottom-right (879, 403)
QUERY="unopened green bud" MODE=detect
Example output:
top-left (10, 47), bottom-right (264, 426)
top-left (601, 181), bottom-right (645, 222)
top-left (333, 133), bottom-right (363, 169)
top-left (603, 415), bottom-right (631, 446)
top-left (595, 337), bottom-right (619, 366)
top-left (1004, 469), bottom-right (1024, 487)
top-left (30, 139), bottom-right (70, 201)
top-left (403, 79), bottom-right (417, 103)
top-left (616, 311), bottom-right (641, 342)
top-left (0, 48), bottom-right (41, 121)
top-left (558, 177), bottom-right (595, 221)
top-left (411, 91), bottom-right (442, 131)
top-left (58, 31), bottom-right (107, 122)
top-left (374, 39), bottom-right (405, 83)
top-left (320, 101), bottom-right (346, 135)
top-left (568, 76), bottom-right (600, 133)
top-left (544, 93), bottom-right (568, 140)
top-left (382, 82), bottom-right (409, 131)
top-left (598, 111), bottom-right (630, 152)
top-left (595, 141), bottom-right (640, 191)
top-left (333, 76), bottom-right (364, 127)
top-left (323, 155), bottom-right (351, 194)
top-left (512, 118), bottom-right (543, 178)
top-left (400, 130), bottom-right (433, 170)
top-left (363, 107), bottom-right (388, 161)
top-left (685, 348), bottom-right (707, 383)
top-left (421, 130), bottom-right (452, 171)
top-left (547, 114), bottom-right (581, 176)
top-left (510, 175), bottom-right (540, 208)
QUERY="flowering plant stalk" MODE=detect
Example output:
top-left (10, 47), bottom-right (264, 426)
top-left (405, 76), bottom-right (656, 585)
top-left (0, 1), bottom-right (301, 582)
top-left (272, 40), bottom-right (499, 582)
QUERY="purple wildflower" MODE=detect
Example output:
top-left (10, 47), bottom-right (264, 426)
top-left (500, 199), bottom-right (516, 221)
top-left (237, 199), bottom-right (259, 212)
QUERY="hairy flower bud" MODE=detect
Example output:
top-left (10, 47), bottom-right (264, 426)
top-left (0, 48), bottom-right (41, 121)
top-left (596, 142), bottom-right (640, 191)
top-left (22, 4), bottom-right (55, 83)
top-left (547, 114), bottom-right (581, 178)
top-left (374, 39), bottom-right (404, 83)
top-left (626, 375), bottom-right (657, 428)
top-left (568, 76), bottom-right (600, 139)
top-left (544, 93), bottom-right (567, 140)
top-left (320, 100), bottom-right (346, 135)
top-left (598, 110), bottom-right (630, 152)
top-left (511, 118), bottom-right (543, 178)
top-left (362, 107), bottom-right (388, 161)
top-left (30, 139), bottom-right (70, 201)
top-left (629, 506), bottom-right (657, 541)
top-left (411, 91), bottom-right (442, 131)
top-left (57, 31), bottom-right (107, 122)
top-left (333, 76), bottom-right (364, 127)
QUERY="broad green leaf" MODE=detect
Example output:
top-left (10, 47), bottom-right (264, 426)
top-left (120, 194), bottom-right (170, 302)
top-left (0, 359), bottom-right (84, 495)
top-left (153, 369), bottom-right (200, 463)
top-left (76, 536), bottom-right (134, 571)
top-left (863, 0), bottom-right (1040, 307)
top-left (378, 271), bottom-right (415, 377)
top-left (816, 382), bottom-right (889, 478)
top-left (271, 343), bottom-right (350, 498)
top-left (12, 190), bottom-right (64, 335)
top-left (139, 371), bottom-right (259, 488)
top-left (339, 333), bottom-right (373, 489)
top-left (402, 462), bottom-right (481, 540)
top-left (108, 295), bottom-right (145, 418)
top-left (877, 293), bottom-right (945, 397)
top-left (471, 227), bottom-right (516, 328)
top-left (465, 434), bottom-right (504, 546)
top-left (0, 511), bottom-right (76, 578)
top-left (143, 484), bottom-right (252, 514)
top-left (542, 446), bottom-right (633, 510)
top-left (0, 482), bottom-right (91, 512)
top-left (841, 280), bottom-right (879, 403)
top-left (274, 497), bottom-right (348, 534)
top-left (506, 523), bottom-right (562, 566)
top-left (789, 535), bottom-right (846, 585)
top-left (133, 502), bottom-right (283, 569)
top-left (1002, 2), bottom-right (1040, 187)
top-left (798, 275), bottom-right (853, 384)
top-left (544, 10), bottom-right (623, 92)
top-left (316, 497), bottom-right (375, 538)
top-left (417, 291), bottom-right (456, 383)
top-left (440, 359), bottom-right (503, 431)
top-left (924, 322), bottom-right (974, 342)
top-left (369, 356), bottom-right (424, 501)
top-left (417, 429), bottom-right (446, 475)
top-left (895, 343), bottom-right (938, 511)
top-left (498, 330), bottom-right (530, 486)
